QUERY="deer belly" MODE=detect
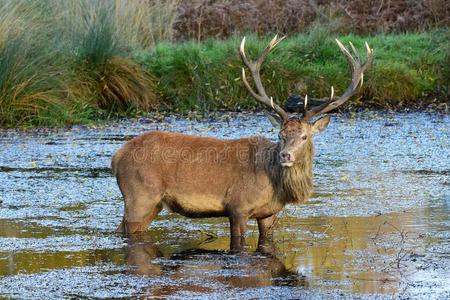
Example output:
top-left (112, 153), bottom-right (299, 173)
top-left (162, 194), bottom-right (226, 218)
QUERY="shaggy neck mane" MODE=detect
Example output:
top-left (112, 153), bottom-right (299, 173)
top-left (267, 140), bottom-right (314, 204)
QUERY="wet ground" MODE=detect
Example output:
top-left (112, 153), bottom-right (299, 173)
top-left (0, 112), bottom-right (449, 299)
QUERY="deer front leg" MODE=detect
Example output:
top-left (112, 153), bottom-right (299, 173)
top-left (257, 214), bottom-right (277, 238)
top-left (229, 214), bottom-right (248, 253)
top-left (257, 215), bottom-right (277, 254)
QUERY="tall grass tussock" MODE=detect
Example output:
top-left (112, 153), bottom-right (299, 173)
top-left (0, 0), bottom-right (176, 127)
top-left (65, 1), bottom-right (160, 112)
top-left (0, 1), bottom-right (63, 127)
top-left (0, 0), bottom-right (448, 127)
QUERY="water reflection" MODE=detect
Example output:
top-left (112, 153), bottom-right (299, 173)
top-left (273, 208), bottom-right (448, 295)
top-left (0, 206), bottom-right (448, 298)
top-left (124, 234), bottom-right (306, 297)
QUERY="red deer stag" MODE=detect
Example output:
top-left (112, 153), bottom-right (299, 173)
top-left (112, 36), bottom-right (373, 251)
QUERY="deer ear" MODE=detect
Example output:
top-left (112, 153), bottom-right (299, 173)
top-left (265, 111), bottom-right (282, 128)
top-left (312, 115), bottom-right (331, 134)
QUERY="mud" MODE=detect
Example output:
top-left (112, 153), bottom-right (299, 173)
top-left (0, 112), bottom-right (449, 299)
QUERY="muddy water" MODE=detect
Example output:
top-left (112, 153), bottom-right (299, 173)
top-left (0, 112), bottom-right (448, 299)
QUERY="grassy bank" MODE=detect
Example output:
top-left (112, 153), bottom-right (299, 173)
top-left (0, 1), bottom-right (448, 128)
top-left (140, 28), bottom-right (449, 112)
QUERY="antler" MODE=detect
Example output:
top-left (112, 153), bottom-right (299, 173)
top-left (240, 35), bottom-right (289, 123)
top-left (302, 39), bottom-right (374, 120)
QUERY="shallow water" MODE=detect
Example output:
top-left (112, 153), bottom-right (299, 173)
top-left (0, 112), bottom-right (449, 299)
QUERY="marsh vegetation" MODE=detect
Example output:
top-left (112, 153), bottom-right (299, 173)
top-left (0, 0), bottom-right (448, 127)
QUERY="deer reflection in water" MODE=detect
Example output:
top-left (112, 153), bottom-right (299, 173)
top-left (124, 235), bottom-right (307, 296)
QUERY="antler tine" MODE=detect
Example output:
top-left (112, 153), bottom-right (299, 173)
top-left (336, 39), bottom-right (359, 72)
top-left (362, 42), bottom-right (374, 72)
top-left (256, 34), bottom-right (286, 67)
top-left (303, 40), bottom-right (373, 120)
top-left (348, 41), bottom-right (359, 60)
top-left (240, 35), bottom-right (289, 122)
top-left (239, 37), bottom-right (251, 69)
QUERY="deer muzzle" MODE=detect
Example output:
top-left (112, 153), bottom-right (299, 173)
top-left (280, 151), bottom-right (294, 167)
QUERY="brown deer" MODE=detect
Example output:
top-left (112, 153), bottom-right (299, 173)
top-left (112, 36), bottom-right (373, 251)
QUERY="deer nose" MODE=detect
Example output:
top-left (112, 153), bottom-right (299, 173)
top-left (280, 151), bottom-right (292, 161)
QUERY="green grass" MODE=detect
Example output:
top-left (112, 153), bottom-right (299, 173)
top-left (139, 28), bottom-right (448, 112)
top-left (0, 0), bottom-right (447, 128)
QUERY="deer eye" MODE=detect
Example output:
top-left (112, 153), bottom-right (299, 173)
top-left (302, 135), bottom-right (307, 140)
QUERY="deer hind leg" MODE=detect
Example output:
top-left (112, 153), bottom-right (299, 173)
top-left (116, 179), bottom-right (162, 234)
top-left (116, 201), bottom-right (163, 233)
top-left (119, 202), bottom-right (163, 234)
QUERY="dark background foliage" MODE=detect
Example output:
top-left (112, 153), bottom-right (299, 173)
top-left (174, 0), bottom-right (450, 40)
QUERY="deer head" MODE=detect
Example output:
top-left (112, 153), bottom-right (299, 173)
top-left (239, 35), bottom-right (373, 167)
